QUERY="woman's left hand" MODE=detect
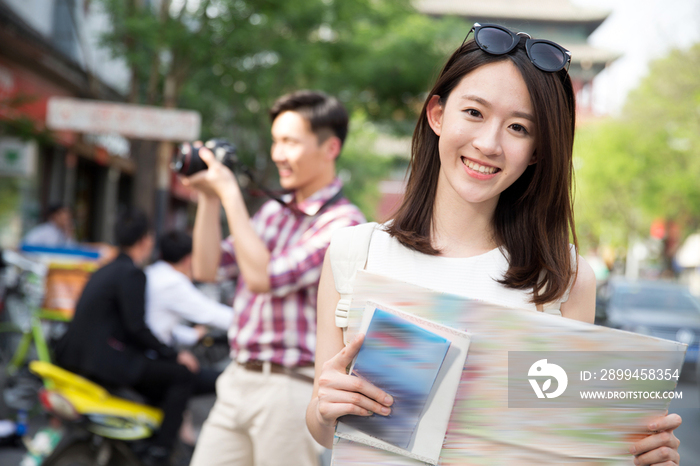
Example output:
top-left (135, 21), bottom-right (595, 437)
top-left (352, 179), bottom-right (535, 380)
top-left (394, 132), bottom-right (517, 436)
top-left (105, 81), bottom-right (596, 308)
top-left (629, 412), bottom-right (681, 465)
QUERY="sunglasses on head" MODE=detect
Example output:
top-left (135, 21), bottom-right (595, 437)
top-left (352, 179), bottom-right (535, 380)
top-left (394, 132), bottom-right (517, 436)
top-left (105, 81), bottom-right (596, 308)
top-left (463, 23), bottom-right (572, 73)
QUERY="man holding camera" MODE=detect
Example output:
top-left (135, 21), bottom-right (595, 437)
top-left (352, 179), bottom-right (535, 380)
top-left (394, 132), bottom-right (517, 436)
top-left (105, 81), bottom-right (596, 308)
top-left (184, 90), bottom-right (365, 466)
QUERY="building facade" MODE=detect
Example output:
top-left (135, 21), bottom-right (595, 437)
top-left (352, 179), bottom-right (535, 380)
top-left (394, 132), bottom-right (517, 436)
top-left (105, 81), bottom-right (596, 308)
top-left (0, 0), bottom-right (196, 248)
top-left (0, 0), bottom-right (136, 247)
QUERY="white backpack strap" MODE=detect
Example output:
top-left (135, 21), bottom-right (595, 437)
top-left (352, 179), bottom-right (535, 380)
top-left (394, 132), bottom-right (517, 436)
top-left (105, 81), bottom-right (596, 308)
top-left (329, 222), bottom-right (378, 338)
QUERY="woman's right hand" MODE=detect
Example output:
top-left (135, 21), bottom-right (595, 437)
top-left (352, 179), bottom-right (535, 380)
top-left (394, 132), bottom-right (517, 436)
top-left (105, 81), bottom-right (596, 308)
top-left (315, 333), bottom-right (394, 428)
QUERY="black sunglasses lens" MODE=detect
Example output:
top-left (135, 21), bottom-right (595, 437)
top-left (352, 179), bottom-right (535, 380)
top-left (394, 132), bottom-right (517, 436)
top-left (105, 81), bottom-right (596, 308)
top-left (477, 27), bottom-right (515, 54)
top-left (529, 42), bottom-right (566, 71)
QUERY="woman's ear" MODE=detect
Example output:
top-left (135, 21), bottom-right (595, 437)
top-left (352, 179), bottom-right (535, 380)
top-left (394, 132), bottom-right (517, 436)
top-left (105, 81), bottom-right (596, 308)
top-left (426, 95), bottom-right (444, 137)
top-left (528, 151), bottom-right (537, 165)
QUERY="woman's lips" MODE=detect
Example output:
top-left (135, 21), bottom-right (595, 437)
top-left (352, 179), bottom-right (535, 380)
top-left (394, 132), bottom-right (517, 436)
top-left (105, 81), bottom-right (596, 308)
top-left (461, 157), bottom-right (500, 180)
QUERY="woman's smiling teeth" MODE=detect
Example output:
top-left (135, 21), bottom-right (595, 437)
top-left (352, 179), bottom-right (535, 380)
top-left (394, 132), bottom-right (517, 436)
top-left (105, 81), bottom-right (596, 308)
top-left (461, 157), bottom-right (500, 174)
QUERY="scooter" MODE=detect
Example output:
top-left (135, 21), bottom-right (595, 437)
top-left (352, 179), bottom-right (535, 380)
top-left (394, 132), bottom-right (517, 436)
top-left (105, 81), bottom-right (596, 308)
top-left (28, 360), bottom-right (163, 466)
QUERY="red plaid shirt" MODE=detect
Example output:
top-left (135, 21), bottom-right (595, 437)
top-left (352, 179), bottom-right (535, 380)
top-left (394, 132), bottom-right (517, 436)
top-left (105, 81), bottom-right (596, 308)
top-left (220, 178), bottom-right (365, 367)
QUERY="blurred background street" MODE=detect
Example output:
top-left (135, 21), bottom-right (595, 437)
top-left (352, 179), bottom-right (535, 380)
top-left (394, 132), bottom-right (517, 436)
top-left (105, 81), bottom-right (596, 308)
top-left (1, 0), bottom-right (700, 464)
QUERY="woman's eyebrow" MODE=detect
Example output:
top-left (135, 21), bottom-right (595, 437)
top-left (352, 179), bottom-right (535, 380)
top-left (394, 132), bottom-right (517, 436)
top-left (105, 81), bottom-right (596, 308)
top-left (460, 94), bottom-right (535, 122)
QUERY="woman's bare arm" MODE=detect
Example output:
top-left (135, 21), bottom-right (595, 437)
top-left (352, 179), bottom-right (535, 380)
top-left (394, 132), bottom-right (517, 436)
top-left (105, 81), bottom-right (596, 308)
top-left (306, 252), bottom-right (393, 448)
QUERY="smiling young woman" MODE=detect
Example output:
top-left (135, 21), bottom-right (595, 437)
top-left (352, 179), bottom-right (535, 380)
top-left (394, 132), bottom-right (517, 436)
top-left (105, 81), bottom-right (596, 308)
top-left (307, 25), bottom-right (682, 466)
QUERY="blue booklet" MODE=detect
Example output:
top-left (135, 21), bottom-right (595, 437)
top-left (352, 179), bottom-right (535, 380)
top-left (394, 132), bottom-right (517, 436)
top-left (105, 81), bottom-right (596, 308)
top-left (340, 308), bottom-right (451, 449)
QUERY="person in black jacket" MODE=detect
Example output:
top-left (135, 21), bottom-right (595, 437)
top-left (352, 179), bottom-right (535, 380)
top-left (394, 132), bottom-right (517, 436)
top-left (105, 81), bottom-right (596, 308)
top-left (55, 209), bottom-right (198, 466)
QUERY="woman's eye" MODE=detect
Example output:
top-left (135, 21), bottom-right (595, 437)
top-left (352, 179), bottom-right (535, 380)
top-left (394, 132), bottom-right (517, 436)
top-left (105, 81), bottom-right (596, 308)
top-left (510, 123), bottom-right (529, 134)
top-left (464, 108), bottom-right (482, 118)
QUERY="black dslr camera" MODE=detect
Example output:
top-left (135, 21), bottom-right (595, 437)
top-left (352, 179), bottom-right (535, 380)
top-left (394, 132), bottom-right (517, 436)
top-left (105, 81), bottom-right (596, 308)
top-left (172, 138), bottom-right (239, 176)
top-left (172, 137), bottom-right (290, 208)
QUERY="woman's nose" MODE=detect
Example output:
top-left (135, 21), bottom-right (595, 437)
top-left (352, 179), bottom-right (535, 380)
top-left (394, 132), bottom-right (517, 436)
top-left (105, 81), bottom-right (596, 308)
top-left (471, 122), bottom-right (501, 157)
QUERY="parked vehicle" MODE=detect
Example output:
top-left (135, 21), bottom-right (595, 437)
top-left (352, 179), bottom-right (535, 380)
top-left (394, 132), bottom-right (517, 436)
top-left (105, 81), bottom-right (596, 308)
top-left (595, 278), bottom-right (700, 368)
top-left (29, 360), bottom-right (162, 466)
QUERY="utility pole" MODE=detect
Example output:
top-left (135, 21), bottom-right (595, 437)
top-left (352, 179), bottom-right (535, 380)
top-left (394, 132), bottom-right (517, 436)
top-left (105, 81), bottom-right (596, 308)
top-left (154, 0), bottom-right (174, 241)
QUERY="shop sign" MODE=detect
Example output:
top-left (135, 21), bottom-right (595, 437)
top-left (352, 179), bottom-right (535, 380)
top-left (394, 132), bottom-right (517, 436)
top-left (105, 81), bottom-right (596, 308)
top-left (0, 137), bottom-right (37, 177)
top-left (84, 133), bottom-right (131, 158)
top-left (46, 97), bottom-right (201, 141)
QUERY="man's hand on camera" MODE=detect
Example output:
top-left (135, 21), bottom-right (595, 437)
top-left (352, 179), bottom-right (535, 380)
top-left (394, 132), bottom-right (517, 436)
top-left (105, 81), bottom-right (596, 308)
top-left (181, 143), bottom-right (240, 200)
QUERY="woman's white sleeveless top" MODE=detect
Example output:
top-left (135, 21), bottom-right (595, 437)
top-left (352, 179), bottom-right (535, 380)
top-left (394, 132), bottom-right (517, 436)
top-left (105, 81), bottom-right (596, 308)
top-left (364, 228), bottom-right (571, 315)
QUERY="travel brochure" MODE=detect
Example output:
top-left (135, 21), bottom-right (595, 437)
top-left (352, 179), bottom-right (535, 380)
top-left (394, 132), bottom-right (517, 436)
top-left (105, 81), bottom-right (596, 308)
top-left (340, 308), bottom-right (451, 449)
top-left (336, 303), bottom-right (471, 465)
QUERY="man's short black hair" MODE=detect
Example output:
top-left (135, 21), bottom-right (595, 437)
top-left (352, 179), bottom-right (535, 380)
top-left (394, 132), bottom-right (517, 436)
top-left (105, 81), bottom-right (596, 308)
top-left (269, 90), bottom-right (349, 147)
top-left (159, 230), bottom-right (193, 264)
top-left (46, 203), bottom-right (67, 221)
top-left (115, 208), bottom-right (151, 248)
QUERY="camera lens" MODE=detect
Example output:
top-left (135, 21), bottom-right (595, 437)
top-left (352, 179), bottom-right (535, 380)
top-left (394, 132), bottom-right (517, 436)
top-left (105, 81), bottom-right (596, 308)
top-left (172, 139), bottom-right (239, 176)
top-left (172, 143), bottom-right (208, 176)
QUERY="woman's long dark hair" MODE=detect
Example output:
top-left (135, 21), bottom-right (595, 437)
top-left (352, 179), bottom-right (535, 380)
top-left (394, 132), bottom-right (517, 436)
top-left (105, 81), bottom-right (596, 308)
top-left (387, 38), bottom-right (577, 306)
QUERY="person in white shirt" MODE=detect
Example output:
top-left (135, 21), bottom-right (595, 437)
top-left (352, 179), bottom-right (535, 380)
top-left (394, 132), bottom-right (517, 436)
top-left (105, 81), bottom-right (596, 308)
top-left (145, 230), bottom-right (233, 393)
top-left (23, 203), bottom-right (75, 247)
